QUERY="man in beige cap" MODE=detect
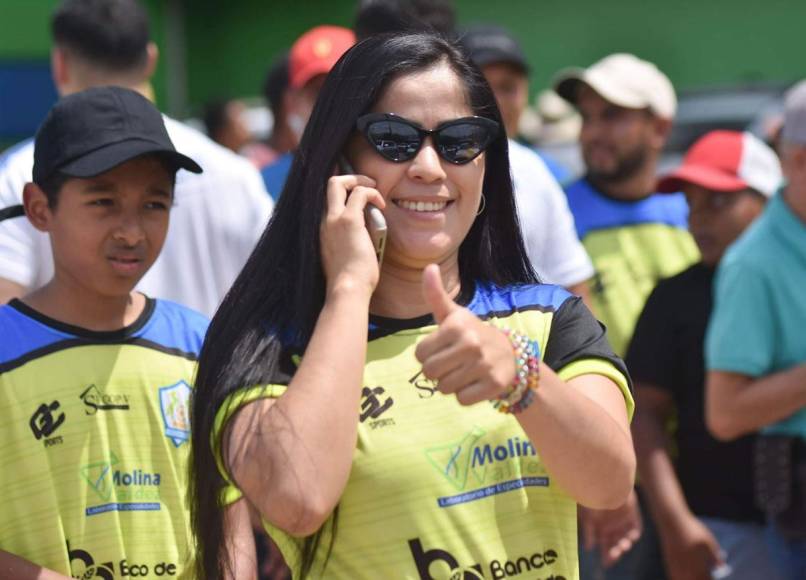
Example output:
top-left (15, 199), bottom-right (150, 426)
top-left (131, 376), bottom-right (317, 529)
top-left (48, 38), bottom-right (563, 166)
top-left (555, 53), bottom-right (699, 580)
top-left (555, 53), bottom-right (698, 357)
top-left (705, 80), bottom-right (806, 580)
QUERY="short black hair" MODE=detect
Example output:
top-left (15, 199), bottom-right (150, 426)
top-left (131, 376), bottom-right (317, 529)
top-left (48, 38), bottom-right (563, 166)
top-left (354, 0), bottom-right (456, 40)
top-left (51, 0), bottom-right (150, 72)
top-left (262, 52), bottom-right (290, 117)
top-left (202, 100), bottom-right (233, 142)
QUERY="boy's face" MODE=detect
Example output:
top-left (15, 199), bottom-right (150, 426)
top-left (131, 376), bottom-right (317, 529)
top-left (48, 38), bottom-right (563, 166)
top-left (28, 155), bottom-right (174, 297)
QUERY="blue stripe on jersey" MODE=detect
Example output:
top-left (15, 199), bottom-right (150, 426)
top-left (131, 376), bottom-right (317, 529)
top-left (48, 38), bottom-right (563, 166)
top-left (137, 300), bottom-right (209, 356)
top-left (0, 299), bottom-right (208, 367)
top-left (468, 282), bottom-right (572, 318)
top-left (565, 178), bottom-right (690, 239)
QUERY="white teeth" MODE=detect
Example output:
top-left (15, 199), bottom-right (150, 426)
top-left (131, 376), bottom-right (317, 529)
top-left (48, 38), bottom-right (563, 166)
top-left (397, 200), bottom-right (448, 212)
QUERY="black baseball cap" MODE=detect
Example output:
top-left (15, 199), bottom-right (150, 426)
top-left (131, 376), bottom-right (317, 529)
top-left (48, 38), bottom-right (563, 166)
top-left (460, 25), bottom-right (529, 74)
top-left (33, 86), bottom-right (202, 185)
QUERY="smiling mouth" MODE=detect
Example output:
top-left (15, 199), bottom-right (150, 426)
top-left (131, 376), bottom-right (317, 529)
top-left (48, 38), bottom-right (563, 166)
top-left (394, 199), bottom-right (451, 212)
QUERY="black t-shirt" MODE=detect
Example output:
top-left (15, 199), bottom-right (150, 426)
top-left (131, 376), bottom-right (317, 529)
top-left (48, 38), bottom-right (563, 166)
top-left (626, 263), bottom-right (763, 524)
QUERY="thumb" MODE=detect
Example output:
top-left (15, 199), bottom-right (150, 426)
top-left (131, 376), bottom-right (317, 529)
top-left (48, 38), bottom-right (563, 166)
top-left (422, 264), bottom-right (457, 324)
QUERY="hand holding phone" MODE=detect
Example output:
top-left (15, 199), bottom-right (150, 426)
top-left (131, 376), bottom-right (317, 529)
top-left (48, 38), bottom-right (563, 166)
top-left (338, 157), bottom-right (387, 267)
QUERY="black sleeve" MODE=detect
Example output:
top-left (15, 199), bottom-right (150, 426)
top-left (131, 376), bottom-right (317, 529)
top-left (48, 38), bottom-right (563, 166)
top-left (624, 282), bottom-right (678, 393)
top-left (543, 296), bottom-right (632, 393)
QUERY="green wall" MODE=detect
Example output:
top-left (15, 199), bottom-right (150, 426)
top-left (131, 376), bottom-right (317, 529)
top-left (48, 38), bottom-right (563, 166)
top-left (183, 0), bottom-right (804, 114)
top-left (2, 1), bottom-right (804, 118)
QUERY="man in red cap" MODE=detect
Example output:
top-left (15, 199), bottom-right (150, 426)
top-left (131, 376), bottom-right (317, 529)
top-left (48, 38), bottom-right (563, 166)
top-left (628, 130), bottom-right (783, 580)
top-left (260, 25), bottom-right (355, 197)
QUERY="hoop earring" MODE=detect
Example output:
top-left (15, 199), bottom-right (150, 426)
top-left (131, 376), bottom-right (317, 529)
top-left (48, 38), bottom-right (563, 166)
top-left (476, 194), bottom-right (486, 216)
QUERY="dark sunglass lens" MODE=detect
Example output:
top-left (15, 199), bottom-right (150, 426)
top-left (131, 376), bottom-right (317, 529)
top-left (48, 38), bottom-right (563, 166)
top-left (366, 120), bottom-right (422, 162)
top-left (438, 123), bottom-right (493, 164)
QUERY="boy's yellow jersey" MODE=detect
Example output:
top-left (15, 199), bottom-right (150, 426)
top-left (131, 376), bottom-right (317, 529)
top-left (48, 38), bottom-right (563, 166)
top-left (214, 282), bottom-right (633, 579)
top-left (0, 297), bottom-right (208, 578)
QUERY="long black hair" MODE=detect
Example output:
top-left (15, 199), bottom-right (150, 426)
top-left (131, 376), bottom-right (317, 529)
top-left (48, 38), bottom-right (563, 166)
top-left (189, 32), bottom-right (536, 579)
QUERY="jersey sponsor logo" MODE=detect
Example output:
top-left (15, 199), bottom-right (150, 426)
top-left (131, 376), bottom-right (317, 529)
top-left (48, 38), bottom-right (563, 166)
top-left (424, 427), bottom-right (549, 507)
top-left (159, 380), bottom-right (191, 447)
top-left (360, 385), bottom-right (395, 429)
top-left (79, 451), bottom-right (162, 516)
top-left (29, 400), bottom-right (65, 447)
top-left (408, 538), bottom-right (565, 580)
top-left (68, 541), bottom-right (178, 578)
top-left (80, 384), bottom-right (131, 415)
top-left (409, 369), bottom-right (438, 399)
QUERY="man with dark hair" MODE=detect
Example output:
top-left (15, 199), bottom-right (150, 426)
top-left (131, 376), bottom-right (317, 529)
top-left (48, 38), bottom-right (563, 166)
top-left (631, 131), bottom-right (783, 580)
top-left (461, 24), bottom-right (594, 301)
top-left (0, 0), bottom-right (272, 317)
top-left (354, 0), bottom-right (456, 40)
top-left (203, 98), bottom-right (253, 155)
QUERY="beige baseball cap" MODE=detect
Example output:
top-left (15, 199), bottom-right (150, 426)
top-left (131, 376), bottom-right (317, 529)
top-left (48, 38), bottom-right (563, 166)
top-left (553, 53), bottom-right (677, 120)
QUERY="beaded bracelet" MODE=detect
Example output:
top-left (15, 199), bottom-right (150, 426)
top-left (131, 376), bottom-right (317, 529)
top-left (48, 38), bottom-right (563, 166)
top-left (491, 328), bottom-right (540, 414)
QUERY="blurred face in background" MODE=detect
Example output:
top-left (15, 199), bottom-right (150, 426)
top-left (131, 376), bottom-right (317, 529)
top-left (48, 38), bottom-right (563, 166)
top-left (683, 184), bottom-right (766, 266)
top-left (577, 84), bottom-right (667, 183)
top-left (286, 74), bottom-right (327, 147)
top-left (482, 62), bottom-right (529, 138)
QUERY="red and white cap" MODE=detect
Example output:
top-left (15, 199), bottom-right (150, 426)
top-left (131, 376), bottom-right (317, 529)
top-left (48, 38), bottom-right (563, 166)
top-left (657, 130), bottom-right (782, 197)
top-left (289, 25), bottom-right (355, 89)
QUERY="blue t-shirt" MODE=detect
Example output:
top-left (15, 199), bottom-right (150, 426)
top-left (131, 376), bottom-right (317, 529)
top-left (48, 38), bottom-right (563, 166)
top-left (260, 152), bottom-right (293, 201)
top-left (706, 192), bottom-right (806, 438)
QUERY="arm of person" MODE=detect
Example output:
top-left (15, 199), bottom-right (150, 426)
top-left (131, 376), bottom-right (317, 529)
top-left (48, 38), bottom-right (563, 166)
top-left (0, 277), bottom-right (24, 304)
top-left (0, 550), bottom-right (72, 580)
top-left (706, 366), bottom-right (806, 441)
top-left (416, 266), bottom-right (635, 509)
top-left (517, 366), bottom-right (634, 509)
top-left (634, 384), bottom-right (723, 580)
top-left (705, 258), bottom-right (806, 440)
top-left (221, 175), bottom-right (384, 538)
top-left (221, 498), bottom-right (258, 580)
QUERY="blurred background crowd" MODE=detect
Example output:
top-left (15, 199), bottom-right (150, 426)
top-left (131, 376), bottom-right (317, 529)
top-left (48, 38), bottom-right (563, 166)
top-left (2, 1), bottom-right (806, 580)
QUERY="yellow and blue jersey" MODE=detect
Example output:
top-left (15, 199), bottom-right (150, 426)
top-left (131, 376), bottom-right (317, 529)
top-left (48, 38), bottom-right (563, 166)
top-left (565, 178), bottom-right (699, 356)
top-left (214, 282), bottom-right (633, 579)
top-left (0, 297), bottom-right (208, 578)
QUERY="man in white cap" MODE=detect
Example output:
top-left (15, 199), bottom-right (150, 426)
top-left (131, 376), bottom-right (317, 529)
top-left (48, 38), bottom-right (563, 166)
top-left (631, 131), bottom-right (783, 580)
top-left (554, 53), bottom-right (700, 580)
top-left (706, 81), bottom-right (806, 579)
top-left (554, 53), bottom-right (699, 357)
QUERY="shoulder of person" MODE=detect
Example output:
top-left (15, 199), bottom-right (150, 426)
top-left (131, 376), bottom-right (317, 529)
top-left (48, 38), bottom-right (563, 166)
top-left (472, 281), bottom-right (575, 316)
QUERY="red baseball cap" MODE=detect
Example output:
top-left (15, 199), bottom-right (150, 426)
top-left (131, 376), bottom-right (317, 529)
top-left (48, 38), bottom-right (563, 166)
top-left (657, 130), bottom-right (782, 198)
top-left (289, 25), bottom-right (355, 89)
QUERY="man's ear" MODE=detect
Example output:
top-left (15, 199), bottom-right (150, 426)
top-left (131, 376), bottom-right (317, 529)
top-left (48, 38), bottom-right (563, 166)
top-left (23, 183), bottom-right (54, 233)
top-left (51, 47), bottom-right (69, 95)
top-left (650, 116), bottom-right (673, 152)
top-left (144, 42), bottom-right (159, 80)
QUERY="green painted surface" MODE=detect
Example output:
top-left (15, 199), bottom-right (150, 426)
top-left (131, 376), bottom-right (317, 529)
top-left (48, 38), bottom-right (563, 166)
top-left (1, 1), bottom-right (804, 115)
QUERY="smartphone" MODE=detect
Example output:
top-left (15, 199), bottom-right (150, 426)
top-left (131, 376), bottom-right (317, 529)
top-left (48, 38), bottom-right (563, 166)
top-left (338, 157), bottom-right (387, 266)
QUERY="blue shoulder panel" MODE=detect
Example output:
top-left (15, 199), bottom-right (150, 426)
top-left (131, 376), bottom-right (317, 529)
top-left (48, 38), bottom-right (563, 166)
top-left (565, 178), bottom-right (690, 239)
top-left (468, 282), bottom-right (572, 318)
top-left (135, 300), bottom-right (209, 357)
top-left (0, 304), bottom-right (72, 366)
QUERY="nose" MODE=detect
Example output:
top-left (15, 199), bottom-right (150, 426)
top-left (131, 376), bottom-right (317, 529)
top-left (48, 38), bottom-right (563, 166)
top-left (113, 210), bottom-right (146, 246)
top-left (407, 137), bottom-right (447, 183)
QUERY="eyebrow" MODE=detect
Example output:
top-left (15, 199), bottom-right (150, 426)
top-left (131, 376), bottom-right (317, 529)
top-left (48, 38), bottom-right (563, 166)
top-left (82, 181), bottom-right (117, 194)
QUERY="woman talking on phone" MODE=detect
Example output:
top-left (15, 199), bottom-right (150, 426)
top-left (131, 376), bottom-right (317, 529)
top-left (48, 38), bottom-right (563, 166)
top-left (189, 33), bottom-right (635, 580)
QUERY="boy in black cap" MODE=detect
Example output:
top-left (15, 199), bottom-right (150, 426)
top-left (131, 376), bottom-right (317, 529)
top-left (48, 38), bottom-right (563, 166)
top-left (0, 87), bottom-right (253, 579)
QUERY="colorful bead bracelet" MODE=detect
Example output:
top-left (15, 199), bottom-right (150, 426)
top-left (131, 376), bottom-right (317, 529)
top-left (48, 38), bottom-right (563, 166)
top-left (491, 328), bottom-right (540, 414)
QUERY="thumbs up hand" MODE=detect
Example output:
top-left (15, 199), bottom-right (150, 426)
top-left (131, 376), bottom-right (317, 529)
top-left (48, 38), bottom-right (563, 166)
top-left (414, 264), bottom-right (516, 406)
